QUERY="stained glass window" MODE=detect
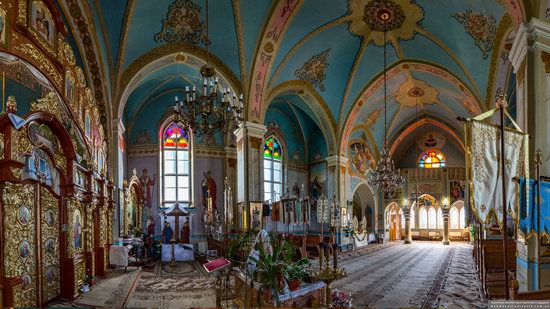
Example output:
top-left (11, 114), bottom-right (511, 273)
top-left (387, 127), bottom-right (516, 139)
top-left (263, 136), bottom-right (283, 202)
top-left (418, 149), bottom-right (446, 168)
top-left (161, 122), bottom-right (191, 207)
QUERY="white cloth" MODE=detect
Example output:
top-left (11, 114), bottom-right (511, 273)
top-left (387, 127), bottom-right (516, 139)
top-left (161, 244), bottom-right (194, 262)
top-left (109, 245), bottom-right (130, 267)
top-left (470, 120), bottom-right (527, 225)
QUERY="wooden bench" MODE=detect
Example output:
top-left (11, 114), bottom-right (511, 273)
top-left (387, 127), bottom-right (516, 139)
top-left (305, 235), bottom-right (335, 258)
top-left (419, 230), bottom-right (429, 240)
top-left (482, 244), bottom-right (516, 298)
top-left (428, 231), bottom-right (441, 240)
top-left (411, 231), bottom-right (420, 240)
top-left (449, 231), bottom-right (462, 241)
top-left (287, 235), bottom-right (307, 260)
top-left (510, 272), bottom-right (550, 300)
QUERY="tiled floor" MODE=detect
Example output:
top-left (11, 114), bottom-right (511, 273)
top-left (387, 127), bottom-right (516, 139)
top-left (333, 241), bottom-right (487, 308)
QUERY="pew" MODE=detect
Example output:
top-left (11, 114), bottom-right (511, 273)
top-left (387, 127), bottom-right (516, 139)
top-left (287, 235), bottom-right (307, 260)
top-left (510, 272), bottom-right (550, 300)
top-left (305, 235), bottom-right (335, 258)
top-left (482, 243), bottom-right (516, 298)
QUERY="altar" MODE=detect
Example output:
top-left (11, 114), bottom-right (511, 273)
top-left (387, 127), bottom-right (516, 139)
top-left (161, 243), bottom-right (194, 262)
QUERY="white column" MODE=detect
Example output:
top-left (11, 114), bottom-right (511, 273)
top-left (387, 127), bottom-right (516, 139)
top-left (234, 122), bottom-right (266, 230)
top-left (509, 18), bottom-right (550, 291)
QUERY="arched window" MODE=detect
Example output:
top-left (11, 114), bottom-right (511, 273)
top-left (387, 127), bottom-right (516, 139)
top-left (428, 208), bottom-right (437, 229)
top-left (160, 122), bottom-right (191, 207)
top-left (459, 207), bottom-right (466, 229)
top-left (419, 208), bottom-right (428, 229)
top-left (437, 208), bottom-right (443, 229)
top-left (450, 207), bottom-right (459, 229)
top-left (263, 136), bottom-right (283, 202)
top-left (418, 149), bottom-right (446, 168)
top-left (410, 208), bottom-right (415, 229)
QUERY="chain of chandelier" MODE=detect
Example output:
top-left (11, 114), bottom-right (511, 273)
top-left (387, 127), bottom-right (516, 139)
top-left (172, 0), bottom-right (244, 137)
top-left (368, 8), bottom-right (405, 195)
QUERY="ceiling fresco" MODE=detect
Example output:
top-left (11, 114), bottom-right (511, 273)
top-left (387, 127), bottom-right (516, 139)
top-left (80, 0), bottom-right (523, 160)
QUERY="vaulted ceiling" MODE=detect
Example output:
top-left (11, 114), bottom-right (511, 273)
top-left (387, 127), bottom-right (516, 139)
top-left (81, 0), bottom-right (524, 155)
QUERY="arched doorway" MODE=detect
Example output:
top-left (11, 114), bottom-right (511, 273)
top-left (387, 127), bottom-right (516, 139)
top-left (386, 203), bottom-right (402, 241)
top-left (352, 183), bottom-right (375, 232)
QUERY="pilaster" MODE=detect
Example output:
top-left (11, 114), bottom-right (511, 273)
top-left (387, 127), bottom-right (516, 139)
top-left (509, 17), bottom-right (550, 291)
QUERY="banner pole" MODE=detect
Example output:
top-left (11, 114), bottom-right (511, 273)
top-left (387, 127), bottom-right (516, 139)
top-left (499, 100), bottom-right (510, 300)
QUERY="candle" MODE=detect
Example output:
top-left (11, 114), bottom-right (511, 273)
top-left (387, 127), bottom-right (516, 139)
top-left (333, 243), bottom-right (338, 269)
top-left (319, 242), bottom-right (324, 270)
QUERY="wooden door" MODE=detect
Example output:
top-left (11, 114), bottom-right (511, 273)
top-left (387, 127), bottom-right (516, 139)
top-left (39, 187), bottom-right (61, 305)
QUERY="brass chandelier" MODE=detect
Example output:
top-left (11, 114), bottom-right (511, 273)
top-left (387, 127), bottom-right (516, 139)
top-left (367, 9), bottom-right (405, 195)
top-left (173, 0), bottom-right (244, 136)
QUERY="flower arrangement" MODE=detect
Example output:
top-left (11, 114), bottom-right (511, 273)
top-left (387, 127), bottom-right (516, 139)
top-left (330, 289), bottom-right (352, 308)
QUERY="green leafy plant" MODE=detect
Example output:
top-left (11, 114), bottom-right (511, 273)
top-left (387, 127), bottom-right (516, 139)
top-left (284, 258), bottom-right (309, 281)
top-left (250, 237), bottom-right (287, 306)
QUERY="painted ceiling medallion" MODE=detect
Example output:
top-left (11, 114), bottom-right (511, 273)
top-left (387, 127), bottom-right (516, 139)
top-left (294, 49), bottom-right (331, 92)
top-left (347, 0), bottom-right (423, 46)
top-left (395, 79), bottom-right (438, 107)
top-left (154, 0), bottom-right (209, 44)
top-left (362, 108), bottom-right (382, 128)
top-left (452, 10), bottom-right (496, 59)
top-left (363, 0), bottom-right (405, 31)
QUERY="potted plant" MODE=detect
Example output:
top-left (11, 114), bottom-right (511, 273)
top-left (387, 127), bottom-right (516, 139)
top-left (250, 237), bottom-right (287, 306)
top-left (284, 258), bottom-right (309, 291)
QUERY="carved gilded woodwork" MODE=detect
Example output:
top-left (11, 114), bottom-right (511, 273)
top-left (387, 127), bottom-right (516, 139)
top-left (40, 187), bottom-right (60, 303)
top-left (74, 261), bottom-right (85, 295)
top-left (2, 183), bottom-right (36, 306)
top-left (85, 204), bottom-right (93, 252)
top-left (11, 167), bottom-right (22, 179)
top-left (11, 126), bottom-right (33, 159)
top-left (14, 43), bottom-right (62, 86)
top-left (16, 0), bottom-right (27, 25)
top-left (31, 92), bottom-right (62, 122)
top-left (99, 207), bottom-right (107, 246)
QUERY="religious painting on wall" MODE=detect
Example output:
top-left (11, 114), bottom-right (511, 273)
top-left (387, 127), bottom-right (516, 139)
top-left (21, 273), bottom-right (32, 290)
top-left (28, 122), bottom-right (60, 155)
top-left (309, 162), bottom-right (326, 206)
top-left (349, 141), bottom-right (374, 176)
top-left (64, 71), bottom-right (75, 104)
top-left (44, 209), bottom-right (55, 226)
top-left (0, 8), bottom-right (8, 48)
top-left (250, 202), bottom-right (262, 230)
top-left (449, 180), bottom-right (465, 203)
top-left (29, 0), bottom-right (56, 46)
top-left (73, 210), bottom-right (82, 250)
top-left (18, 206), bottom-right (31, 224)
top-left (45, 238), bottom-right (55, 254)
top-left (19, 240), bottom-right (31, 258)
top-left (84, 111), bottom-right (91, 139)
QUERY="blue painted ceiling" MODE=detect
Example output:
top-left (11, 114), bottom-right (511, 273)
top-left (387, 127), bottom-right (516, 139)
top-left (85, 0), bottom-right (516, 155)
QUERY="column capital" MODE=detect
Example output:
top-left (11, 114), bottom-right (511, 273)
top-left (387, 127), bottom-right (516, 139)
top-left (325, 155), bottom-right (348, 167)
top-left (224, 147), bottom-right (237, 158)
top-left (509, 18), bottom-right (550, 72)
top-left (233, 121), bottom-right (267, 141)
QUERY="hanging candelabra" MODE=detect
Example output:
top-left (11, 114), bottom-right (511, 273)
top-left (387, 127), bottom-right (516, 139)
top-left (368, 18), bottom-right (404, 195)
top-left (172, 0), bottom-right (244, 136)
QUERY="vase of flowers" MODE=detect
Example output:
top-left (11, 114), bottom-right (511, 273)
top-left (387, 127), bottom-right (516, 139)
top-left (330, 289), bottom-right (352, 308)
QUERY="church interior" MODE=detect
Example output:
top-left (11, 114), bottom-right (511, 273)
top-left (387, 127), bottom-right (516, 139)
top-left (1, 0), bottom-right (550, 308)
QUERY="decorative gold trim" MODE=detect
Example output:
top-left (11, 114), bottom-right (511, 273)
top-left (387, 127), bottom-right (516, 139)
top-left (114, 0), bottom-right (135, 93)
top-left (15, 43), bottom-right (62, 85)
top-left (485, 14), bottom-right (512, 111)
top-left (17, 0), bottom-right (27, 25)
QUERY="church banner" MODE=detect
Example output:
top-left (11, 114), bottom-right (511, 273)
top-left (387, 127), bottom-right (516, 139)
top-left (467, 119), bottom-right (528, 226)
top-left (519, 178), bottom-right (550, 238)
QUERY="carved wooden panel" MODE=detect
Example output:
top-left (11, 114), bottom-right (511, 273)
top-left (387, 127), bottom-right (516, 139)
top-left (40, 187), bottom-right (60, 303)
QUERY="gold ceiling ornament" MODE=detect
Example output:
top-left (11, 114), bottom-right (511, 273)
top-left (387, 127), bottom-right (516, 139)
top-left (347, 0), bottom-right (423, 46)
top-left (395, 79), bottom-right (438, 107)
